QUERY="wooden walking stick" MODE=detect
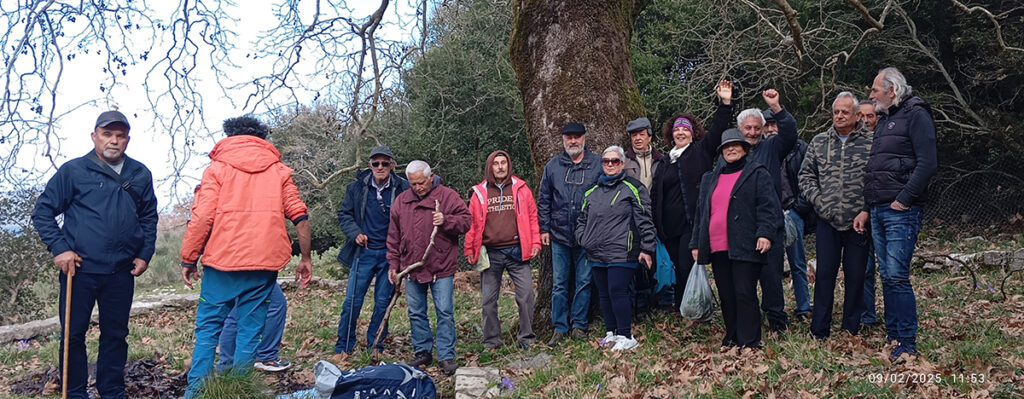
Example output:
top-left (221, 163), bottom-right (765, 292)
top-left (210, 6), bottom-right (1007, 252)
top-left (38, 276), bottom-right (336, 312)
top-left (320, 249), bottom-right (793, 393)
top-left (372, 200), bottom-right (440, 361)
top-left (62, 270), bottom-right (73, 399)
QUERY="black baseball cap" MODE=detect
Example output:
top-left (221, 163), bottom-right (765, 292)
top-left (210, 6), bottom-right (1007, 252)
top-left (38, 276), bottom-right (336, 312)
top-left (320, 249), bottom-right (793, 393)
top-left (95, 110), bottom-right (131, 132)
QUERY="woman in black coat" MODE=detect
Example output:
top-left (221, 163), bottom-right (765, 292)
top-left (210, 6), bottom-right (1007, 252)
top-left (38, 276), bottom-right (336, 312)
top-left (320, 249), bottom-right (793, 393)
top-left (651, 80), bottom-right (734, 310)
top-left (689, 128), bottom-right (782, 349)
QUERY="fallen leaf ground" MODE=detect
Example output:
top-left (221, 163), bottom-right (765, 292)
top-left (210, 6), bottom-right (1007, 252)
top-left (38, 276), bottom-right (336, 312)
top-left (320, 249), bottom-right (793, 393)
top-left (2, 263), bottom-right (1023, 398)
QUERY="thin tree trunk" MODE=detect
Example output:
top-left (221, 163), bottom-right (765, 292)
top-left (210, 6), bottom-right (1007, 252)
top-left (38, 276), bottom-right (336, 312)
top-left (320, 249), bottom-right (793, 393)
top-left (510, 0), bottom-right (646, 334)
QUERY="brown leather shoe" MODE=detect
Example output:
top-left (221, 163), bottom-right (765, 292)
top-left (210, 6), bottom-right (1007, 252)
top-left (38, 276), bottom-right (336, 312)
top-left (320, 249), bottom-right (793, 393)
top-left (439, 359), bottom-right (458, 376)
top-left (407, 351), bottom-right (433, 368)
top-left (546, 332), bottom-right (565, 346)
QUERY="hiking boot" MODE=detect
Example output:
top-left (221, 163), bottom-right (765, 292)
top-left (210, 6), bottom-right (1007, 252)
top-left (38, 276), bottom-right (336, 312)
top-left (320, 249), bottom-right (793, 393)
top-left (254, 359), bottom-right (291, 372)
top-left (546, 332), bottom-right (565, 346)
top-left (439, 359), bottom-right (459, 376)
top-left (407, 351), bottom-right (433, 368)
top-left (890, 345), bottom-right (918, 363)
top-left (570, 328), bottom-right (588, 340)
top-left (611, 336), bottom-right (639, 351)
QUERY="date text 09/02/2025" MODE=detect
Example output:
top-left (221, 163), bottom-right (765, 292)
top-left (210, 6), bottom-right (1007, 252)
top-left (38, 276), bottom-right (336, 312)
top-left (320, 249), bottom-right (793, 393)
top-left (867, 373), bottom-right (987, 384)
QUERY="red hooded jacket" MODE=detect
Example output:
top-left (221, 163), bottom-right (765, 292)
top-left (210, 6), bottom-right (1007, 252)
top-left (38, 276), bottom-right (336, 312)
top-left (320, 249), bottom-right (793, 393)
top-left (180, 135), bottom-right (308, 271)
top-left (464, 171), bottom-right (541, 264)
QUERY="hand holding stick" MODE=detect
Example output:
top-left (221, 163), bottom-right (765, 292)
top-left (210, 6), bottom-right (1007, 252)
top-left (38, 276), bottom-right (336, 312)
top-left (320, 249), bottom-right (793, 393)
top-left (372, 200), bottom-right (440, 360)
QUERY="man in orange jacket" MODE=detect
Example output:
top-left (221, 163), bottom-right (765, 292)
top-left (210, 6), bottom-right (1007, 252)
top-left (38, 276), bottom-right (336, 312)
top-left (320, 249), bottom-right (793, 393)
top-left (464, 150), bottom-right (540, 349)
top-left (179, 116), bottom-right (312, 397)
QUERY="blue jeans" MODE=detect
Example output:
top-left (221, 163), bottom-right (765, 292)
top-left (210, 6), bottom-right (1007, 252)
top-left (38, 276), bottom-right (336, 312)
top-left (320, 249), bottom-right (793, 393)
top-left (405, 276), bottom-right (456, 361)
top-left (551, 241), bottom-right (591, 333)
top-left (186, 267), bottom-right (277, 399)
top-left (862, 242), bottom-right (879, 323)
top-left (335, 248), bottom-right (394, 353)
top-left (871, 205), bottom-right (923, 350)
top-left (785, 210), bottom-right (811, 314)
top-left (59, 269), bottom-right (134, 399)
top-left (217, 283), bottom-right (286, 371)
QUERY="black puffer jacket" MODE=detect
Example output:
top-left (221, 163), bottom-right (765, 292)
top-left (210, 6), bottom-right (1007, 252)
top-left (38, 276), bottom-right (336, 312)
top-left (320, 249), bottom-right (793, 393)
top-left (864, 96), bottom-right (938, 207)
top-left (689, 159), bottom-right (783, 264)
top-left (576, 173), bottom-right (656, 266)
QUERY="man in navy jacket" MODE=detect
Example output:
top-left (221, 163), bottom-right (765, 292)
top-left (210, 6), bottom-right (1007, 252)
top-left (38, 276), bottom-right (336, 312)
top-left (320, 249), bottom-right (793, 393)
top-left (333, 145), bottom-right (410, 357)
top-left (32, 110), bottom-right (158, 399)
top-left (735, 89), bottom-right (798, 333)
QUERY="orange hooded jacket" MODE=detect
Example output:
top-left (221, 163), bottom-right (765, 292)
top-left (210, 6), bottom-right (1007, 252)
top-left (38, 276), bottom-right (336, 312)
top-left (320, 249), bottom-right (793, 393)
top-left (180, 135), bottom-right (308, 271)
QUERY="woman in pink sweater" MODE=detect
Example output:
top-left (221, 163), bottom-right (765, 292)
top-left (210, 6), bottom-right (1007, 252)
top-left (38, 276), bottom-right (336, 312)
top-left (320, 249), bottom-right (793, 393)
top-left (690, 128), bottom-right (783, 349)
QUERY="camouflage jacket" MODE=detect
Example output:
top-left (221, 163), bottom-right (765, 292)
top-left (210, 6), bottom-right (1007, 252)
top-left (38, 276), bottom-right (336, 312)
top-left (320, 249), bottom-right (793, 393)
top-left (798, 125), bottom-right (872, 231)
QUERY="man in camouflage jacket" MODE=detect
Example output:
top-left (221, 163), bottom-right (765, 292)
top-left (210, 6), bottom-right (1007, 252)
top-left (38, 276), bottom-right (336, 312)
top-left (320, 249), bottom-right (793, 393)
top-left (798, 92), bottom-right (873, 340)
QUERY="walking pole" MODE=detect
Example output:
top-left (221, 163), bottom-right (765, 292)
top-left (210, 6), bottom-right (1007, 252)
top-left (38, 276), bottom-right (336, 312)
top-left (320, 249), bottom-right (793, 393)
top-left (372, 200), bottom-right (440, 362)
top-left (62, 270), bottom-right (73, 399)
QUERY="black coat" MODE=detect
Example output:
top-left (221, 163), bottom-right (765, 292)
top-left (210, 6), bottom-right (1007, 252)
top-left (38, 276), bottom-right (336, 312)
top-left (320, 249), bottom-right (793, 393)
top-left (651, 102), bottom-right (733, 243)
top-left (689, 159), bottom-right (783, 265)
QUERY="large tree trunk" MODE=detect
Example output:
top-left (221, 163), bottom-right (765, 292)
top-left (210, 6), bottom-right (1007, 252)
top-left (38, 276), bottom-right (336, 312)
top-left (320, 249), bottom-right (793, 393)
top-left (510, 0), bottom-right (646, 335)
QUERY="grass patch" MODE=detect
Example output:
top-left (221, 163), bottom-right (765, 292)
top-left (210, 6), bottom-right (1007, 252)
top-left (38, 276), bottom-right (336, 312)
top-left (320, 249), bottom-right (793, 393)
top-left (2, 256), bottom-right (1022, 397)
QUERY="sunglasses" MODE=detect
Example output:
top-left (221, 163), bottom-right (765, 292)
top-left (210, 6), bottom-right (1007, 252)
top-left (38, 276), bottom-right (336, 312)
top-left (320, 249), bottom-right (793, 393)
top-left (370, 161), bottom-right (392, 168)
top-left (602, 158), bottom-right (622, 165)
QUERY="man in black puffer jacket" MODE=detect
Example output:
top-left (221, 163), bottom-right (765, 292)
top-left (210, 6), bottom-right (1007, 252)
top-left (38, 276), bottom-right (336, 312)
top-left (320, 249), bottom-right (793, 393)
top-left (863, 67), bottom-right (937, 362)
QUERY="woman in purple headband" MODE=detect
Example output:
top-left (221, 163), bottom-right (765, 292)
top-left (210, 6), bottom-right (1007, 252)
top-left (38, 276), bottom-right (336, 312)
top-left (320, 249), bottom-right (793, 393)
top-left (650, 80), bottom-right (735, 312)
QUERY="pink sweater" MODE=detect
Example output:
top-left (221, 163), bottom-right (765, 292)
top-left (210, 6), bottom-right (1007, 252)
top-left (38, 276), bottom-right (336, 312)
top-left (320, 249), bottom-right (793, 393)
top-left (709, 171), bottom-right (741, 253)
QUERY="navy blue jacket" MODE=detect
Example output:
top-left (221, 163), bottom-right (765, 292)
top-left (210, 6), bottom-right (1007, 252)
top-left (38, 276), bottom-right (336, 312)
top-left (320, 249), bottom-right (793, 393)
top-left (746, 107), bottom-right (798, 199)
top-left (32, 152), bottom-right (159, 274)
top-left (537, 148), bottom-right (602, 246)
top-left (864, 96), bottom-right (937, 207)
top-left (690, 159), bottom-right (783, 265)
top-left (336, 169), bottom-right (410, 267)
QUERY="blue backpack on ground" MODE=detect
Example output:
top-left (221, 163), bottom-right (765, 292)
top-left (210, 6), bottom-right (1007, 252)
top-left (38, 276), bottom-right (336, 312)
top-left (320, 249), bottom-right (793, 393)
top-left (331, 362), bottom-right (437, 399)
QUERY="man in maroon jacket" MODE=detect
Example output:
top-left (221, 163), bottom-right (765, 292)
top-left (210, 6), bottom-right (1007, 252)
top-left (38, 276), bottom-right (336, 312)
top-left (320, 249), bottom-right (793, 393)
top-left (387, 160), bottom-right (471, 376)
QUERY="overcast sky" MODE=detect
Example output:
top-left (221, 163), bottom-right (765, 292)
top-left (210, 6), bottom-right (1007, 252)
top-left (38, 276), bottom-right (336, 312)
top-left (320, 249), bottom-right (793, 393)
top-left (12, 0), bottom-right (422, 208)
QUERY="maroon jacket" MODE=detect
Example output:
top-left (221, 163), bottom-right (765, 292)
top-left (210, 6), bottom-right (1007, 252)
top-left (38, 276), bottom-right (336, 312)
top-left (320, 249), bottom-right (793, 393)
top-left (387, 175), bottom-right (471, 283)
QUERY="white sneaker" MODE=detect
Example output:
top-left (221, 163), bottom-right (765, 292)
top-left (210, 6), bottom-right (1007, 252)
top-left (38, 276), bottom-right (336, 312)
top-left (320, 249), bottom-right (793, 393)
top-left (601, 332), bottom-right (620, 346)
top-left (611, 336), bottom-right (638, 351)
top-left (254, 359), bottom-right (291, 372)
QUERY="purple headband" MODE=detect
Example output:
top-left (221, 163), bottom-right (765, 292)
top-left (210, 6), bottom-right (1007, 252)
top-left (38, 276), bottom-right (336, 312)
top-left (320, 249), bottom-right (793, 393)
top-left (673, 117), bottom-right (693, 131)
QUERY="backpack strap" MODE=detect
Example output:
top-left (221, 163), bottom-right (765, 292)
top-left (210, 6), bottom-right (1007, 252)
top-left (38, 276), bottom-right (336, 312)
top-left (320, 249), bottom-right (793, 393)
top-left (85, 151), bottom-right (143, 209)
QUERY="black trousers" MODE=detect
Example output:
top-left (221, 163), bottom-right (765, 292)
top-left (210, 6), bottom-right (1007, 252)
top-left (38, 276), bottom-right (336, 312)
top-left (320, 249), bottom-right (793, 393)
top-left (710, 252), bottom-right (763, 348)
top-left (759, 242), bottom-right (789, 330)
top-left (810, 224), bottom-right (870, 339)
top-left (662, 233), bottom-right (695, 310)
top-left (59, 268), bottom-right (135, 399)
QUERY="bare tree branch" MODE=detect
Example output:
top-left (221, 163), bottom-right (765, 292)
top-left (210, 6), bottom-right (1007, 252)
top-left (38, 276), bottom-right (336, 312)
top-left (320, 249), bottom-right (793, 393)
top-left (952, 0), bottom-right (1024, 53)
top-left (771, 0), bottom-right (806, 58)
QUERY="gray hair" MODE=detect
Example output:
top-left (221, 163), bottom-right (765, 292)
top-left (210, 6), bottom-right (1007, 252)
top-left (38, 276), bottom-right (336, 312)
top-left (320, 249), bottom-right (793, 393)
top-left (737, 108), bottom-right (765, 127)
top-left (879, 67), bottom-right (912, 107)
top-left (602, 145), bottom-right (626, 162)
top-left (832, 91), bottom-right (859, 112)
top-left (858, 99), bottom-right (875, 106)
top-left (405, 160), bottom-right (432, 177)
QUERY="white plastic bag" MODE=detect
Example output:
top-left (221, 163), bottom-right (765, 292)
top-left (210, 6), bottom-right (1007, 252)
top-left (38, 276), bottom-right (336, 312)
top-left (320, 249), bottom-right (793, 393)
top-left (679, 262), bottom-right (715, 321)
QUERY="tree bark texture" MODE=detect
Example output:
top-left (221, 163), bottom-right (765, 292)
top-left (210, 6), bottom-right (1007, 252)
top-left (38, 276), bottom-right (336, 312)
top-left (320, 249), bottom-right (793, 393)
top-left (510, 0), bottom-right (645, 334)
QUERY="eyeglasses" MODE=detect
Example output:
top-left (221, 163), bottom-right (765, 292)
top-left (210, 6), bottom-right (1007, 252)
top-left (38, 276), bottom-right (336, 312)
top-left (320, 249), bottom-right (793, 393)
top-left (602, 158), bottom-right (622, 166)
top-left (371, 161), bottom-right (392, 168)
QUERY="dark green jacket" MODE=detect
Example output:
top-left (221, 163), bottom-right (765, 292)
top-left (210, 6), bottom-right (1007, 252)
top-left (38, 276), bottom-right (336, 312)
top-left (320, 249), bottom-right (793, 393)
top-left (575, 173), bottom-right (656, 266)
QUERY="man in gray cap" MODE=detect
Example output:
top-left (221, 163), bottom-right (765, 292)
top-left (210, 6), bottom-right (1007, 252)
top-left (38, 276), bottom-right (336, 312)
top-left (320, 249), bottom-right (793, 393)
top-left (333, 145), bottom-right (411, 359)
top-left (33, 110), bottom-right (158, 399)
top-left (623, 117), bottom-right (665, 189)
